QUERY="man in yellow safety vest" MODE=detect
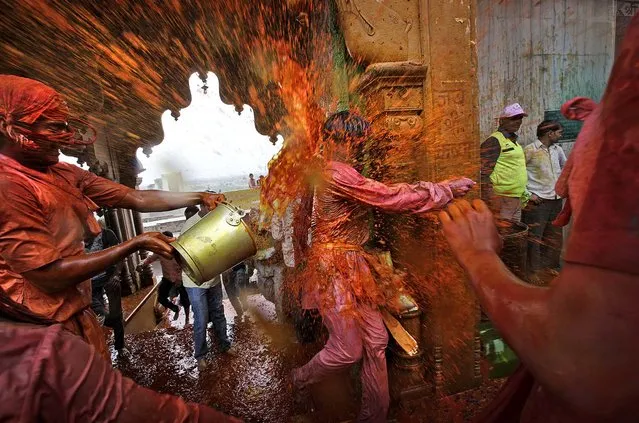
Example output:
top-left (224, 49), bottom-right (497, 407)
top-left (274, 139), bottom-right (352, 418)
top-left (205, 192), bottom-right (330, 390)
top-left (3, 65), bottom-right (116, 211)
top-left (480, 103), bottom-right (529, 221)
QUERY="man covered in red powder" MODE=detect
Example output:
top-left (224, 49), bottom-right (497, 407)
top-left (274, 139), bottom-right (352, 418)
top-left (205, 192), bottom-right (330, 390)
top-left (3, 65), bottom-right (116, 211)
top-left (0, 75), bottom-right (224, 361)
top-left (291, 111), bottom-right (475, 422)
top-left (439, 14), bottom-right (639, 423)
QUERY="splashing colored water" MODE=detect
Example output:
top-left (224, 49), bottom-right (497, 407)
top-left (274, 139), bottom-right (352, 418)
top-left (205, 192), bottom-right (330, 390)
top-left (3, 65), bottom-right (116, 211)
top-left (2, 0), bottom-right (512, 410)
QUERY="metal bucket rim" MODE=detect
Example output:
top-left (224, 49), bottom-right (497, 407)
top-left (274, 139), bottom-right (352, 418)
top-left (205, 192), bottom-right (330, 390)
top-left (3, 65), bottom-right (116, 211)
top-left (215, 202), bottom-right (258, 243)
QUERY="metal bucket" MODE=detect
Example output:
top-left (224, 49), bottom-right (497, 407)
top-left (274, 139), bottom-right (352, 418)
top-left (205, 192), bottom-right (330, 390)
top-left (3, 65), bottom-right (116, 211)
top-left (171, 203), bottom-right (257, 285)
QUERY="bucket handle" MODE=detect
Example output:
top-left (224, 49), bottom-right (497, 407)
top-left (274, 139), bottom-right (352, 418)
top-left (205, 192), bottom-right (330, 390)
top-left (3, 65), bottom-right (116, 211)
top-left (223, 202), bottom-right (247, 227)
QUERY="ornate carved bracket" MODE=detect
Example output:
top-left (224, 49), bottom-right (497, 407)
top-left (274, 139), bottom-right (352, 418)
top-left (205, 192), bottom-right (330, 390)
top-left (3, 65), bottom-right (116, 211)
top-left (354, 62), bottom-right (427, 131)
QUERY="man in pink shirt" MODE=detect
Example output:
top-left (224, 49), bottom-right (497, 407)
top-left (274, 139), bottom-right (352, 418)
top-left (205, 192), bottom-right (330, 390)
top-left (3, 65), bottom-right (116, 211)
top-left (291, 111), bottom-right (475, 422)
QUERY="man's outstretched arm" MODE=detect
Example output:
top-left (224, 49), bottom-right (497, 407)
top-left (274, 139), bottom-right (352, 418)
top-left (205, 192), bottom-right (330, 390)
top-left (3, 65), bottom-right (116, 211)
top-left (328, 162), bottom-right (474, 214)
top-left (117, 190), bottom-right (224, 213)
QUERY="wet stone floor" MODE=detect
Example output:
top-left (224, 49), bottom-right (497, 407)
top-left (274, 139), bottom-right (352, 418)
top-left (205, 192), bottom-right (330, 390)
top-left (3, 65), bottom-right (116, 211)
top-left (112, 294), bottom-right (503, 422)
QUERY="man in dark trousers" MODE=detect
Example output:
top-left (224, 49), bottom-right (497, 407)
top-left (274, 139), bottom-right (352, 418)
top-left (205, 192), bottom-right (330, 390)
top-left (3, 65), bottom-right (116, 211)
top-left (139, 231), bottom-right (190, 322)
top-left (522, 120), bottom-right (567, 277)
top-left (85, 219), bottom-right (127, 355)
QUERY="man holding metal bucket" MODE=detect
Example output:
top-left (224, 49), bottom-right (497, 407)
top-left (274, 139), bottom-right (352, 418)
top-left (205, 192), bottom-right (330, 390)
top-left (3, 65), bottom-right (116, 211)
top-left (0, 75), bottom-right (225, 362)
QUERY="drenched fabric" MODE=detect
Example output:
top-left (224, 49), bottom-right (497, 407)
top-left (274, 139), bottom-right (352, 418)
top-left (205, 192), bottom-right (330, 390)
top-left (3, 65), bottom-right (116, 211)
top-left (559, 20), bottom-right (639, 276)
top-left (0, 154), bottom-right (132, 357)
top-left (293, 306), bottom-right (389, 423)
top-left (301, 160), bottom-right (454, 313)
top-left (0, 75), bottom-right (93, 147)
top-left (0, 75), bottom-right (66, 127)
top-left (294, 160), bottom-right (454, 423)
top-left (0, 322), bottom-right (240, 422)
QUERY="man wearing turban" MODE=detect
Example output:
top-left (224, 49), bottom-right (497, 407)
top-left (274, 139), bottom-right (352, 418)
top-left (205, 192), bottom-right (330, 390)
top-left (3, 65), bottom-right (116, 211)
top-left (0, 75), bottom-right (224, 360)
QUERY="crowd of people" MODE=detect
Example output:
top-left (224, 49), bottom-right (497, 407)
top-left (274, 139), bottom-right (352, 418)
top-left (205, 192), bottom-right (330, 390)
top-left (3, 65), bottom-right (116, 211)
top-left (248, 173), bottom-right (265, 189)
top-left (0, 13), bottom-right (637, 423)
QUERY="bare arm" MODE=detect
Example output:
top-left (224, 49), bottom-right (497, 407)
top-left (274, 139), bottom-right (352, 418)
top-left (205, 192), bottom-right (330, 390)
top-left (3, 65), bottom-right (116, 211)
top-left (117, 190), bottom-right (217, 213)
top-left (460, 250), bottom-right (550, 357)
top-left (75, 168), bottom-right (222, 212)
top-left (24, 233), bottom-right (174, 294)
top-left (439, 200), bottom-right (551, 359)
top-left (328, 162), bottom-right (473, 214)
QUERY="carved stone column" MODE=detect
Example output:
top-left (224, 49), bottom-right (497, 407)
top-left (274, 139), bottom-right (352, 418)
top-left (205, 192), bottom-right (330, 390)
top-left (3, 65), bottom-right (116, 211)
top-left (132, 211), bottom-right (155, 287)
top-left (355, 63), bottom-right (429, 405)
top-left (419, 0), bottom-right (482, 395)
top-left (340, 0), bottom-right (482, 400)
top-left (119, 209), bottom-right (141, 292)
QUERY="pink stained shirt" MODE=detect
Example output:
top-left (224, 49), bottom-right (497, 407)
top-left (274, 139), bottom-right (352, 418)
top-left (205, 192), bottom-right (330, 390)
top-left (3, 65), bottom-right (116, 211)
top-left (303, 161), bottom-right (454, 312)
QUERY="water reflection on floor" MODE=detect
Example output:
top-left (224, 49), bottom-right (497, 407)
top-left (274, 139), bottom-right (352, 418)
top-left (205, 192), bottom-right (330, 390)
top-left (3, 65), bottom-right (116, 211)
top-left (113, 294), bottom-right (503, 422)
top-left (114, 295), bottom-right (321, 422)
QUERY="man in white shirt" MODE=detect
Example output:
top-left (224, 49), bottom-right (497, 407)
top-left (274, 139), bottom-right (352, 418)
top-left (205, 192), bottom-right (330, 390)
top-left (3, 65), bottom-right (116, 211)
top-left (182, 203), bottom-right (231, 370)
top-left (523, 120), bottom-right (567, 276)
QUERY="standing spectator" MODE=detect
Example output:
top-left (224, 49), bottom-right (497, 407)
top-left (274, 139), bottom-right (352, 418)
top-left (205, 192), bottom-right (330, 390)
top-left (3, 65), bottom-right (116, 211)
top-left (85, 219), bottom-right (127, 355)
top-left (139, 231), bottom-right (190, 322)
top-left (85, 219), bottom-right (119, 323)
top-left (182, 205), bottom-right (232, 371)
top-left (522, 120), bottom-right (567, 277)
top-left (481, 103), bottom-right (529, 221)
top-left (257, 175), bottom-right (265, 187)
top-left (248, 173), bottom-right (257, 189)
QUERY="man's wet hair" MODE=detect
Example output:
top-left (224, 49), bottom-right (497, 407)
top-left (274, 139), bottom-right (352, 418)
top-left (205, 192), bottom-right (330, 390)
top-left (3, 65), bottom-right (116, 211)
top-left (184, 205), bottom-right (199, 219)
top-left (322, 111), bottom-right (370, 144)
top-left (162, 231), bottom-right (173, 237)
top-left (537, 120), bottom-right (562, 138)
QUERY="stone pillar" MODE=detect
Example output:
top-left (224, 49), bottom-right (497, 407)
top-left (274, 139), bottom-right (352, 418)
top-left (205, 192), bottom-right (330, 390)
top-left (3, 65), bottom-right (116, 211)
top-left (355, 63), bottom-right (430, 406)
top-left (119, 209), bottom-right (142, 292)
top-left (339, 0), bottom-right (482, 399)
top-left (132, 211), bottom-right (155, 287)
top-left (419, 0), bottom-right (482, 395)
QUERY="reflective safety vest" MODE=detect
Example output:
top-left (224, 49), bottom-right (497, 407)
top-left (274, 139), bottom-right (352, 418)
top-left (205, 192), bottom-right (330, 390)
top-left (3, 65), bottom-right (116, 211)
top-left (489, 131), bottom-right (528, 197)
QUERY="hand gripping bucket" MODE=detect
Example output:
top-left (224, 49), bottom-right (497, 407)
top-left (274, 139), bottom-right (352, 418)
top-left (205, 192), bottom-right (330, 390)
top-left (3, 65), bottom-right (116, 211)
top-left (171, 203), bottom-right (257, 285)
